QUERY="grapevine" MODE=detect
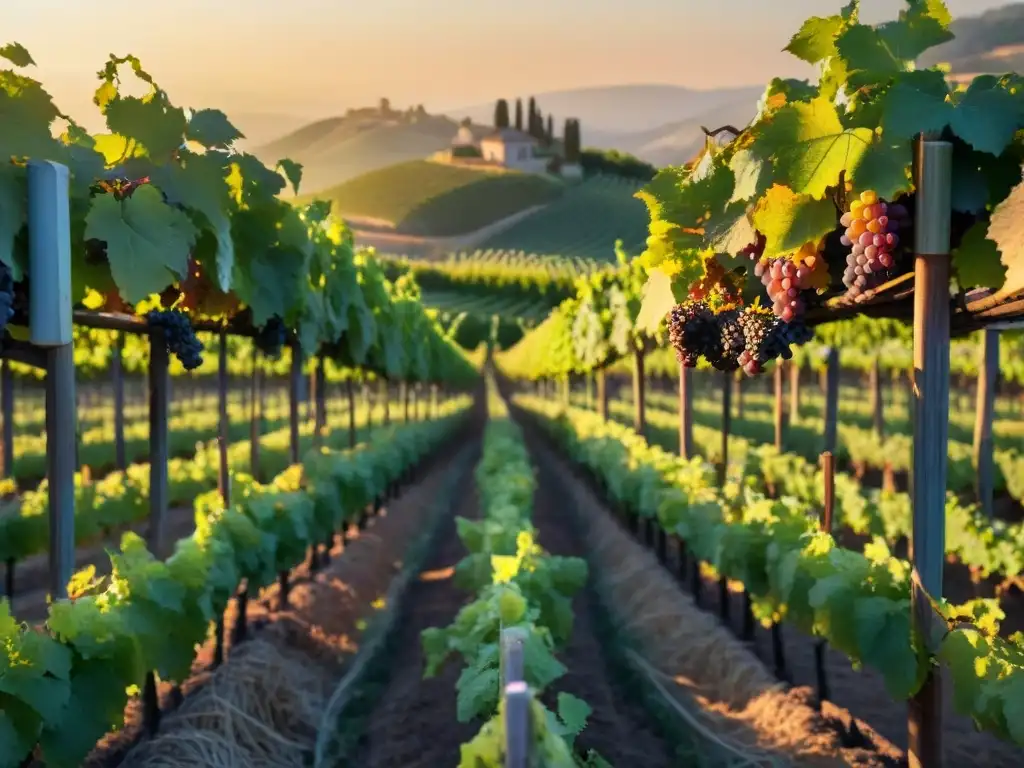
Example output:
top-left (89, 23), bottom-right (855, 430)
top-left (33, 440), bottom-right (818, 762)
top-left (145, 309), bottom-right (205, 370)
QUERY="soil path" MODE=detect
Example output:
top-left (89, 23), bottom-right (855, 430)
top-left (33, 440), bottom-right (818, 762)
top-left (76, 432), bottom-right (475, 768)
top-left (530, 455), bottom-right (678, 767)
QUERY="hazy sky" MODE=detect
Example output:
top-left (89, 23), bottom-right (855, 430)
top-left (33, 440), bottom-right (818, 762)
top-left (4, 0), bottom-right (1011, 124)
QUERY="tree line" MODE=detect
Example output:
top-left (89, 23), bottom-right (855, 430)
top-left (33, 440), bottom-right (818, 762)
top-left (493, 97), bottom-right (581, 163)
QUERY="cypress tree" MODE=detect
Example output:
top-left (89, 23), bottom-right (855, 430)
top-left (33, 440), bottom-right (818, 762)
top-left (545, 114), bottom-right (554, 143)
top-left (494, 99), bottom-right (510, 129)
top-left (514, 99), bottom-right (523, 130)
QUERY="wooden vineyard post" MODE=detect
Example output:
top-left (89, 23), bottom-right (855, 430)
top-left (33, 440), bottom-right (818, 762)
top-left (719, 371), bottom-right (731, 487)
top-left (789, 360), bottom-right (801, 423)
top-left (718, 370), bottom-right (731, 625)
top-left (148, 329), bottom-right (170, 561)
top-left (402, 380), bottom-right (410, 422)
top-left (26, 161), bottom-right (77, 608)
top-left (815, 452), bottom-right (836, 706)
top-left (823, 347), bottom-right (840, 456)
top-left (381, 379), bottom-right (390, 425)
top-left (678, 363), bottom-right (693, 460)
top-left (250, 350), bottom-right (261, 479)
top-left (314, 356), bottom-right (326, 446)
top-left (596, 368), bottom-right (609, 421)
top-left (112, 332), bottom-right (126, 469)
top-left (144, 326), bottom-right (169, 729)
top-left (217, 331), bottom-right (230, 507)
top-left (633, 347), bottom-right (646, 437)
top-left (972, 329), bottom-right (998, 518)
top-left (908, 134), bottom-right (953, 768)
top-left (734, 370), bottom-right (744, 419)
top-left (870, 356), bottom-right (885, 439)
top-left (774, 362), bottom-right (785, 452)
top-left (288, 342), bottom-right (302, 465)
top-left (431, 382), bottom-right (439, 418)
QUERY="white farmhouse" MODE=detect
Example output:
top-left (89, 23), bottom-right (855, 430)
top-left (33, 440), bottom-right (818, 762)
top-left (478, 128), bottom-right (548, 173)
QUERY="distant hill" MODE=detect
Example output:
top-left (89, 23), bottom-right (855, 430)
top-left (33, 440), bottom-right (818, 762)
top-left (228, 112), bottom-right (311, 150)
top-left (253, 109), bottom-right (491, 195)
top-left (300, 159), bottom-right (563, 237)
top-left (446, 84), bottom-right (763, 136)
top-left (919, 4), bottom-right (1024, 74)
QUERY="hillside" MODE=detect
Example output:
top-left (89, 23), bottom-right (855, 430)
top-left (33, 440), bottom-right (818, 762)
top-left (479, 176), bottom-right (649, 262)
top-left (254, 112), bottom-right (489, 195)
top-left (588, 96), bottom-right (760, 168)
top-left (919, 3), bottom-right (1024, 74)
top-left (302, 160), bottom-right (564, 237)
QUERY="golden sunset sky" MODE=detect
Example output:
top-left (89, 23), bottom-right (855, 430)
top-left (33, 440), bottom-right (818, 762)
top-left (5, 0), bottom-right (1009, 126)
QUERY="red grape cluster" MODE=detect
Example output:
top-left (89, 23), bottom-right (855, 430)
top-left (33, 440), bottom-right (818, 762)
top-left (840, 190), bottom-right (910, 297)
top-left (752, 243), bottom-right (825, 323)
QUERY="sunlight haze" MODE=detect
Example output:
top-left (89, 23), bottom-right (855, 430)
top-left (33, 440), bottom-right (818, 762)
top-left (4, 0), bottom-right (1012, 131)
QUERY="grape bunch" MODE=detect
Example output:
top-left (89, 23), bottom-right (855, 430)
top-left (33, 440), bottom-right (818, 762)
top-left (0, 261), bottom-right (15, 337)
top-left (146, 309), bottom-right (205, 370)
top-left (669, 301), bottom-right (814, 375)
top-left (753, 241), bottom-right (827, 322)
top-left (840, 190), bottom-right (910, 298)
top-left (667, 301), bottom-right (720, 368)
top-left (254, 316), bottom-right (287, 358)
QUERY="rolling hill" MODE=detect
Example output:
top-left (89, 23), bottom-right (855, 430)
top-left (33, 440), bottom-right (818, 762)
top-left (919, 3), bottom-right (1024, 74)
top-left (254, 112), bottom-right (491, 195)
top-left (300, 159), bottom-right (564, 237)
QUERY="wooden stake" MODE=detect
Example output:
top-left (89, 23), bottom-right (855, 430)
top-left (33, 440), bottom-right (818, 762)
top-left (908, 133), bottom-right (953, 768)
top-left (972, 329), bottom-right (998, 518)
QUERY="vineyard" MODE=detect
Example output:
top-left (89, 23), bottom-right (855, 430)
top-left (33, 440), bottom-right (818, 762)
top-left (2, 2), bottom-right (1024, 767)
top-left (478, 176), bottom-right (649, 261)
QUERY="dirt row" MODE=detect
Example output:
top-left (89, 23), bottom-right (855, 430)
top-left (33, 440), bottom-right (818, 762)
top-left (72, 427), bottom-right (478, 768)
top-left (519, 423), bottom-right (1024, 767)
top-left (346, 435), bottom-right (680, 766)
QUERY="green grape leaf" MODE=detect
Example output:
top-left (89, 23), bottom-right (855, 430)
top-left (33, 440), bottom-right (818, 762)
top-left (953, 221), bottom-right (1005, 291)
top-left (876, 0), bottom-right (953, 62)
top-left (186, 108), bottom-right (243, 148)
top-left (0, 43), bottom-right (34, 67)
top-left (104, 96), bottom-right (187, 159)
top-left (854, 596), bottom-right (919, 699)
top-left (635, 269), bottom-right (676, 336)
top-left (149, 152), bottom-right (234, 292)
top-left (879, 70), bottom-right (952, 141)
top-left (277, 159), bottom-right (303, 195)
top-left (937, 629), bottom-right (989, 717)
top-left (949, 77), bottom-right (1024, 157)
top-left (835, 24), bottom-right (903, 78)
top-left (522, 630), bottom-right (566, 691)
top-left (555, 692), bottom-right (591, 738)
top-left (986, 180), bottom-right (1024, 296)
top-left (84, 184), bottom-right (196, 303)
top-left (728, 148), bottom-right (768, 204)
top-left (0, 167), bottom-right (26, 276)
top-left (751, 98), bottom-right (874, 199)
top-left (847, 137), bottom-right (913, 202)
top-left (750, 184), bottom-right (835, 258)
top-left (455, 663), bottom-right (499, 723)
top-left (784, 15), bottom-right (844, 64)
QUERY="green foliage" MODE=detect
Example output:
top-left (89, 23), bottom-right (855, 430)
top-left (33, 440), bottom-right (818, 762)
top-left (632, 0), bottom-right (1024, 326)
top-left (0, 408), bottom-right (473, 767)
top-left (520, 394), bottom-right (1024, 748)
top-left (421, 378), bottom-right (602, 765)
